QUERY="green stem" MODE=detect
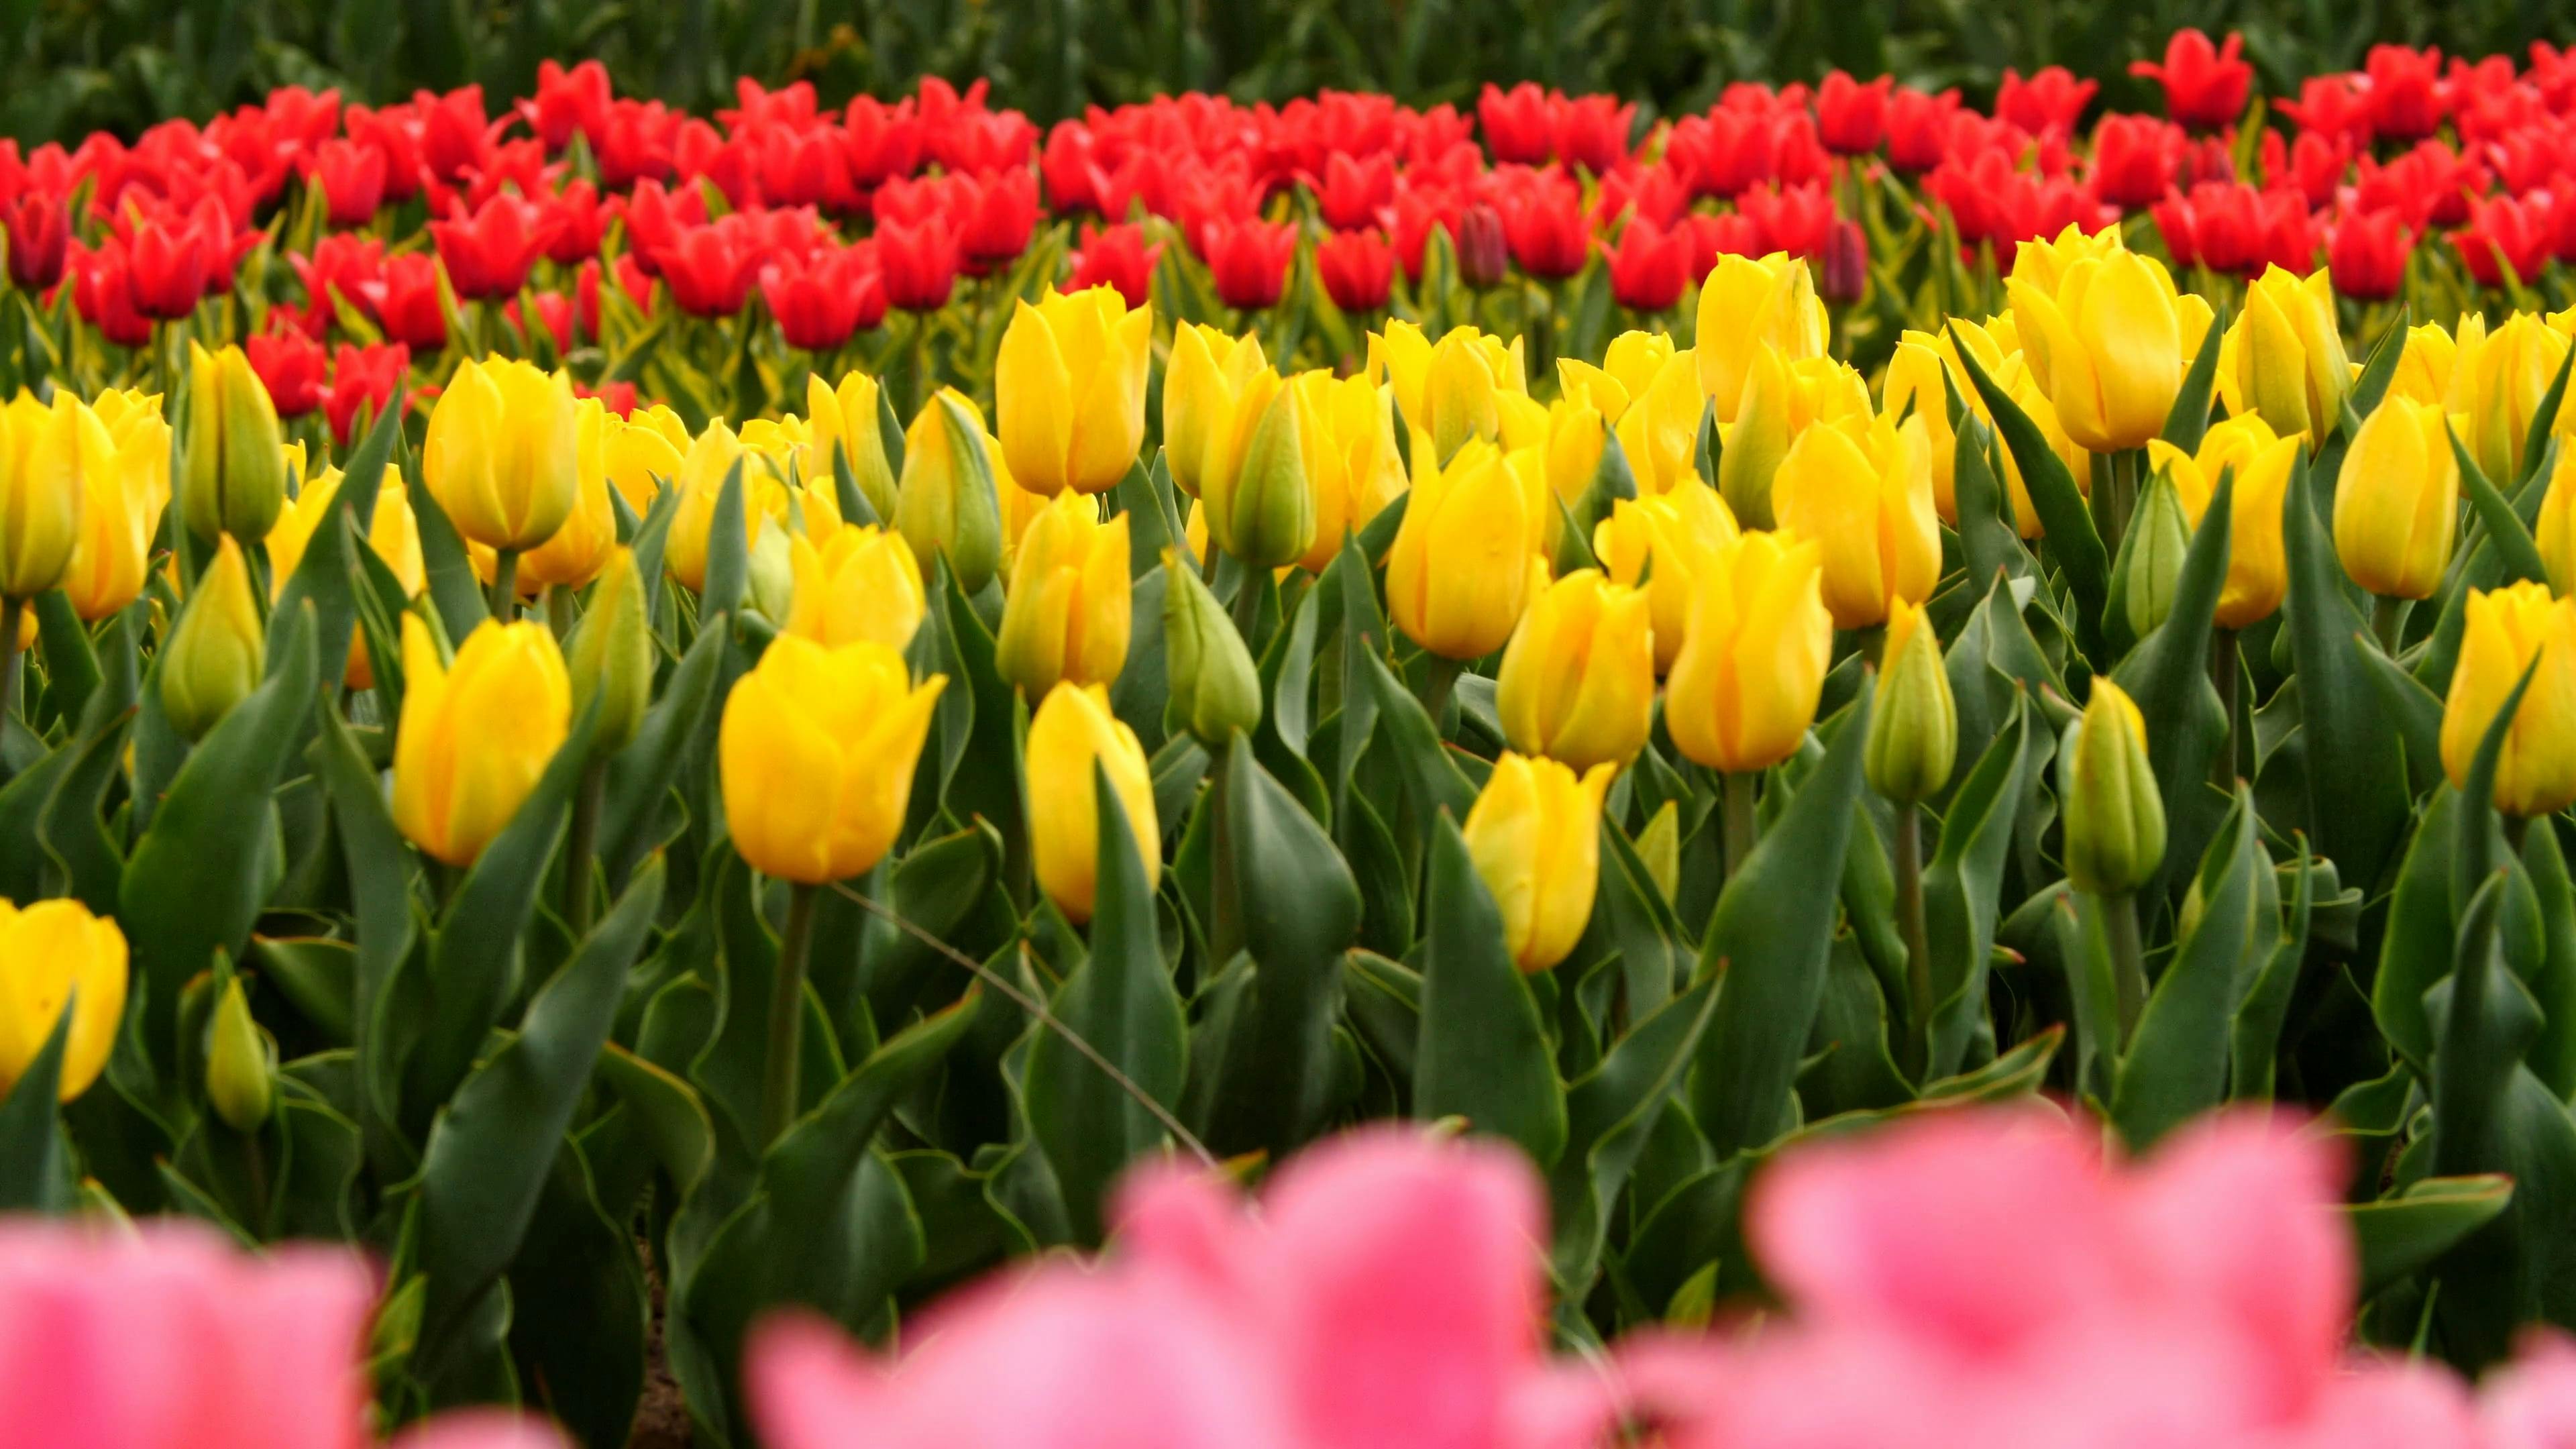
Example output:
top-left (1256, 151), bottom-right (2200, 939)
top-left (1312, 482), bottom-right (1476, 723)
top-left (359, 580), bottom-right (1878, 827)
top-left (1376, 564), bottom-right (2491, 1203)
top-left (2099, 447), bottom-right (2141, 560)
top-left (2211, 627), bottom-right (2240, 789)
top-left (910, 313), bottom-right (934, 416)
top-left (1721, 770), bottom-right (1759, 883)
top-left (489, 549), bottom-right (519, 622)
top-left (2106, 890), bottom-right (2147, 1049)
top-left (543, 583), bottom-right (574, 642)
top-left (761, 882), bottom-right (822, 1152)
top-left (564, 759), bottom-right (606, 941)
top-left (0, 596), bottom-right (21, 778)
top-left (2370, 594), bottom-right (2412, 655)
top-left (1895, 800), bottom-right (1933, 1079)
top-left (1230, 563), bottom-right (1267, 649)
top-left (1417, 654), bottom-right (1465, 735)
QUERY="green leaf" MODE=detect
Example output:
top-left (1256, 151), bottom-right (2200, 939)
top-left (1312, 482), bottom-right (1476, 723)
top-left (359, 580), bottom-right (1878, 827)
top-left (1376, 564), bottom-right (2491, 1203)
top-left (0, 1006), bottom-right (72, 1212)
top-left (2161, 305), bottom-right (2225, 453)
top-left (1951, 413), bottom-right (2029, 590)
top-left (2451, 424), bottom-right (2548, 586)
top-left (700, 458), bottom-right (751, 621)
top-left (1023, 767), bottom-right (1189, 1240)
top-left (1548, 976), bottom-right (1718, 1290)
top-left (1950, 330), bottom-right (2107, 651)
top-left (311, 706), bottom-right (420, 1169)
top-left (405, 447), bottom-right (490, 639)
top-left (2518, 342), bottom-right (2576, 489)
top-left (2111, 469), bottom-right (2234, 900)
top-left (2351, 1175), bottom-right (2514, 1300)
top-left (1688, 675), bottom-right (1875, 1161)
top-left (600, 623), bottom-right (726, 890)
top-left (32, 590), bottom-right (99, 729)
top-left (1923, 692), bottom-right (2043, 1077)
top-left (1360, 645), bottom-right (1477, 824)
top-left (857, 819), bottom-right (1004, 1030)
top-left (1415, 809), bottom-right (1566, 1167)
top-left (2279, 450), bottom-right (2412, 897)
top-left (594, 1042), bottom-right (714, 1201)
top-left (2112, 785), bottom-right (2263, 1148)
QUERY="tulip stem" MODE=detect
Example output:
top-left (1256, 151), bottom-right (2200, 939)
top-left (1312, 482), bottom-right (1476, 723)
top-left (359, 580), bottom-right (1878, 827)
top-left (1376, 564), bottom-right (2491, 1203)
top-left (0, 596), bottom-right (20, 768)
top-left (489, 549), bottom-right (519, 621)
top-left (1721, 771), bottom-right (1758, 883)
top-left (2369, 594), bottom-right (2412, 655)
top-left (1230, 567), bottom-right (1266, 649)
top-left (2210, 628), bottom-right (2240, 789)
top-left (1895, 801), bottom-right (1933, 1080)
top-left (761, 881), bottom-right (822, 1152)
top-left (564, 759), bottom-right (606, 941)
top-left (1417, 655), bottom-right (1465, 735)
top-left (2106, 890), bottom-right (2147, 1049)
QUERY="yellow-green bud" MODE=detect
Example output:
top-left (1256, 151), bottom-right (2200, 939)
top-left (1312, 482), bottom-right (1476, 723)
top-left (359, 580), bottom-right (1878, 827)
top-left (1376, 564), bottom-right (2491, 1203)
top-left (895, 388), bottom-right (1004, 595)
top-left (1866, 598), bottom-right (1957, 805)
top-left (2061, 677), bottom-right (2165, 896)
top-left (568, 547), bottom-right (654, 757)
top-left (160, 535), bottom-right (266, 741)
top-left (747, 521), bottom-right (797, 624)
top-left (2110, 469), bottom-right (2195, 644)
top-left (205, 975), bottom-right (275, 1134)
top-left (1161, 547), bottom-right (1263, 745)
top-left (182, 343), bottom-right (288, 546)
top-left (1203, 384), bottom-right (1316, 572)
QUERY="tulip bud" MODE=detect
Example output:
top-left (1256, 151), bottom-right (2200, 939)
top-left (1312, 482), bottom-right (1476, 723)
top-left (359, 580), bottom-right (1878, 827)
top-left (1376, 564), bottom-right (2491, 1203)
top-left (2061, 677), bottom-right (2165, 896)
top-left (786, 525), bottom-right (926, 651)
top-left (996, 286), bottom-right (1155, 497)
top-left (1197, 370), bottom-right (1316, 572)
top-left (0, 895), bottom-right (129, 1103)
top-left (719, 634), bottom-right (947, 885)
top-left (895, 388), bottom-right (1006, 595)
top-left (1666, 529), bottom-right (1832, 773)
top-left (747, 521), bottom-right (798, 622)
top-left (998, 491), bottom-right (1132, 697)
top-left (1819, 218), bottom-right (1868, 305)
top-left (1865, 599), bottom-right (1957, 805)
top-left (2439, 580), bottom-right (2576, 819)
top-left (567, 548), bottom-right (654, 759)
top-left (422, 356), bottom-right (581, 553)
top-left (1162, 323), bottom-right (1268, 499)
top-left (1459, 752), bottom-right (1614, 973)
top-left (392, 614), bottom-right (574, 867)
top-left (1494, 569), bottom-right (1656, 771)
top-left (1454, 203), bottom-right (1509, 289)
top-left (1025, 682), bottom-right (1159, 924)
top-left (160, 534), bottom-right (266, 741)
top-left (2148, 416), bottom-right (2304, 630)
top-left (1162, 548), bottom-right (1264, 745)
top-left (205, 974), bottom-right (275, 1134)
top-left (2110, 468), bottom-right (2196, 643)
top-left (2332, 397), bottom-right (2461, 600)
top-left (1385, 439), bottom-right (1546, 661)
top-left (806, 372), bottom-right (900, 521)
top-left (182, 343), bottom-right (288, 547)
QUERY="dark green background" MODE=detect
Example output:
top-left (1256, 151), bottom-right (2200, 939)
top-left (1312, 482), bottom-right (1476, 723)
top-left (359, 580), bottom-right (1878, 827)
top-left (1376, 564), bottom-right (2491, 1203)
top-left (7, 0), bottom-right (2573, 145)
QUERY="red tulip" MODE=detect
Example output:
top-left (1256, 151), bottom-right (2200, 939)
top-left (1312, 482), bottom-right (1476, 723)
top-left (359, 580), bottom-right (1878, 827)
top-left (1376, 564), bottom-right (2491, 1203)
top-left (344, 104), bottom-right (428, 203)
top-left (2326, 207), bottom-right (2412, 301)
top-left (1479, 82), bottom-right (1556, 165)
top-left (1996, 66), bottom-right (2097, 136)
top-left (123, 207), bottom-right (210, 319)
top-left (417, 85), bottom-right (494, 185)
top-left (578, 380), bottom-right (640, 418)
top-left (1885, 87), bottom-right (1964, 172)
top-left (877, 214), bottom-right (960, 312)
top-left (755, 125), bottom-right (851, 212)
top-left (2129, 29), bottom-right (2253, 131)
top-left (289, 233), bottom-right (386, 327)
top-left (763, 245), bottom-right (883, 352)
top-left (449, 138), bottom-right (558, 214)
top-left (846, 95), bottom-right (924, 196)
top-left (1200, 217), bottom-right (1298, 309)
top-left (1067, 221), bottom-right (1163, 309)
top-left (67, 240), bottom-right (151, 346)
top-left (2275, 76), bottom-right (2373, 150)
top-left (949, 167), bottom-right (1041, 274)
top-left (506, 291), bottom-right (576, 353)
top-left (1041, 123), bottom-right (1102, 214)
top-left (1453, 201), bottom-right (1509, 288)
top-left (614, 254), bottom-right (656, 315)
top-left (1739, 180), bottom-right (1836, 260)
top-left (2089, 115), bottom-right (2182, 211)
top-left (1552, 94), bottom-right (1635, 175)
top-left (2259, 129), bottom-right (2350, 210)
top-left (1308, 152), bottom-right (1395, 232)
top-left (2452, 194), bottom-right (2553, 288)
top-left (1816, 71), bottom-right (1893, 155)
top-left (429, 192), bottom-right (561, 301)
top-left (526, 58), bottom-right (612, 153)
top-left (1497, 171), bottom-right (1588, 280)
top-left (246, 325), bottom-right (327, 419)
top-left (1601, 216), bottom-right (1686, 311)
top-left (1387, 183), bottom-right (1456, 284)
top-left (303, 139), bottom-right (385, 228)
top-left (1678, 210), bottom-right (1759, 281)
top-left (1662, 110), bottom-right (1772, 199)
top-left (1768, 112), bottom-right (1833, 190)
top-left (3, 193), bottom-right (66, 292)
top-left (595, 100), bottom-right (680, 189)
top-left (651, 221), bottom-right (760, 317)
top-left (1317, 227), bottom-right (1396, 313)
top-left (263, 84), bottom-right (343, 148)
top-left (1593, 162), bottom-right (1690, 231)
top-left (325, 343), bottom-right (410, 447)
top-left (358, 253), bottom-right (449, 352)
top-left (545, 180), bottom-right (614, 266)
top-left (2365, 44), bottom-right (2447, 144)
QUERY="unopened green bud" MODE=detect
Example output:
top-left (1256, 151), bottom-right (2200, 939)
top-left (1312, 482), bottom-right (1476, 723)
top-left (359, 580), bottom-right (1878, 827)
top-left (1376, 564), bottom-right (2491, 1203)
top-left (2110, 469), bottom-right (2194, 644)
top-left (182, 342), bottom-right (288, 546)
top-left (895, 388), bottom-right (1004, 595)
top-left (160, 535), bottom-right (266, 741)
top-left (1866, 599), bottom-right (1958, 805)
top-left (2061, 677), bottom-right (2166, 896)
top-left (1162, 548), bottom-right (1263, 745)
top-left (206, 975), bottom-right (275, 1134)
top-left (1203, 382), bottom-right (1316, 572)
top-left (747, 521), bottom-right (797, 625)
top-left (568, 547), bottom-right (654, 757)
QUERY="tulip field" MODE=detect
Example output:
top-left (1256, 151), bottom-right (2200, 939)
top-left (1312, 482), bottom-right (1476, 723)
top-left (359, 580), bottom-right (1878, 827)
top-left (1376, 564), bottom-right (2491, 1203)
top-left (23, 21), bottom-right (2576, 1449)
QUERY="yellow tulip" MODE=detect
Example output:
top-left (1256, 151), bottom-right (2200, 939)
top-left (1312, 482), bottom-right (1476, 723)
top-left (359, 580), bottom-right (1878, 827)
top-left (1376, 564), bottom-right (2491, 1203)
top-left (602, 403), bottom-right (691, 513)
top-left (0, 391), bottom-right (85, 602)
top-left (1460, 752), bottom-right (1615, 973)
top-left (1385, 439), bottom-right (1545, 660)
top-left (998, 490), bottom-right (1131, 697)
top-left (1541, 396), bottom-right (1607, 517)
top-left (718, 632), bottom-right (945, 885)
top-left (1664, 529), bottom-right (1832, 773)
top-left (391, 614), bottom-right (572, 867)
top-left (2143, 415), bottom-right (2302, 629)
top-left (55, 394), bottom-right (150, 621)
top-left (1195, 367), bottom-right (1315, 571)
top-left (1291, 372), bottom-right (1407, 574)
top-left (1991, 353), bottom-right (2090, 538)
top-left (0, 896), bottom-right (127, 1102)
top-left (2447, 312), bottom-right (2571, 485)
top-left (2223, 266), bottom-right (2350, 443)
top-left (1883, 340), bottom-right (1963, 523)
top-left (423, 356), bottom-right (580, 553)
top-left (1770, 411), bottom-right (1938, 631)
top-left (160, 533), bottom-right (265, 741)
top-left (786, 524), bottom-right (927, 651)
top-left (1024, 681), bottom-right (1158, 924)
top-left (2537, 445), bottom-right (2576, 597)
top-left (739, 415), bottom-right (812, 488)
top-left (2333, 398), bottom-right (2462, 600)
top-left (895, 389), bottom-right (1007, 594)
top-left (2008, 222), bottom-right (2127, 294)
top-left (1593, 482), bottom-right (1740, 673)
top-left (997, 285), bottom-right (1154, 497)
top-left (1557, 331), bottom-right (1678, 423)
top-left (1163, 323), bottom-right (1269, 498)
top-left (1614, 345), bottom-right (1707, 496)
top-left (181, 343), bottom-right (287, 546)
top-left (1866, 598), bottom-right (1956, 804)
top-left (91, 388), bottom-right (170, 523)
top-left (1493, 569), bottom-right (1655, 771)
top-left (1695, 253), bottom-right (1829, 425)
top-left (804, 372), bottom-right (899, 521)
top-left (2440, 580), bottom-right (2576, 818)
top-left (2062, 676), bottom-right (2165, 896)
top-left (264, 466), bottom-right (421, 690)
top-left (2387, 320), bottom-right (2460, 407)
top-left (665, 421), bottom-right (747, 592)
top-left (1368, 320), bottom-right (1540, 464)
top-left (518, 396), bottom-right (616, 590)
top-left (2006, 248), bottom-right (2184, 452)
top-left (1716, 347), bottom-right (1870, 528)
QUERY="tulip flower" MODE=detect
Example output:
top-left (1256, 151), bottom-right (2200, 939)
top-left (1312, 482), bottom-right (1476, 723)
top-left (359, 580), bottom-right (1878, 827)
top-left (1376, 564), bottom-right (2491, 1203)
top-left (1025, 681), bottom-right (1159, 924)
top-left (58, 391), bottom-right (164, 622)
top-left (1560, 330), bottom-right (1678, 424)
top-left (1163, 554), bottom-right (1264, 746)
top-left (718, 632), bottom-right (945, 886)
top-left (1202, 217), bottom-right (1298, 310)
top-left (786, 525), bottom-right (926, 652)
top-left (244, 326), bottom-right (327, 419)
top-left (2143, 415), bottom-right (2303, 629)
top-left (0, 895), bottom-right (127, 1102)
top-left (2006, 245), bottom-right (2184, 453)
top-left (264, 465), bottom-right (421, 690)
top-left (1460, 753), bottom-right (1615, 973)
top-left (160, 534), bottom-right (266, 741)
top-left (807, 371), bottom-right (900, 521)
top-left (2446, 312), bottom-right (2570, 486)
top-left (1602, 216), bottom-right (1688, 312)
top-left (1067, 222), bottom-right (1163, 309)
top-left (1493, 570), bottom-right (1655, 771)
top-left (1716, 347), bottom-right (1871, 528)
top-left (2536, 449), bottom-right (2576, 600)
top-left (423, 356), bottom-right (580, 576)
top-left (1164, 323), bottom-right (1270, 499)
top-left (763, 246), bottom-right (883, 352)
top-left (1539, 398), bottom-right (1607, 523)
top-left (1664, 529), bottom-right (1832, 773)
top-left (1316, 228), bottom-right (1397, 313)
top-left (1817, 71), bottom-right (1894, 154)
top-left (2333, 398), bottom-right (2461, 602)
top-left (1291, 370), bottom-right (1407, 573)
top-left (2326, 207), bottom-right (2412, 301)
top-left (1368, 319), bottom-right (1542, 465)
top-left (2062, 676), bottom-right (2165, 898)
top-left (68, 241), bottom-right (149, 347)
top-left (392, 614), bottom-right (574, 867)
top-left (0, 392), bottom-right (83, 608)
top-left (1867, 598), bottom-right (1957, 807)
top-left (1696, 252), bottom-right (1828, 425)
top-left (998, 491), bottom-right (1132, 698)
top-left (1499, 178), bottom-right (1587, 280)
top-left (1769, 411), bottom-right (1939, 630)
top-left (1192, 367), bottom-right (1316, 573)
top-left (1479, 82), bottom-right (1556, 164)
top-left (1593, 483), bottom-right (1741, 673)
top-left (1452, 202), bottom-right (1510, 288)
top-left (1607, 345), bottom-right (1705, 496)
top-left (2131, 28), bottom-right (2253, 131)
top-left (996, 286), bottom-right (1154, 498)
top-left (507, 396), bottom-right (615, 591)
top-left (2222, 266), bottom-right (2350, 443)
top-left (2, 193), bottom-right (67, 292)
top-left (895, 388), bottom-right (1007, 595)
top-left (1386, 439), bottom-right (1545, 661)
top-left (429, 191), bottom-right (560, 301)
top-left (877, 213), bottom-right (960, 311)
top-left (182, 342), bottom-right (288, 547)
top-left (2441, 581), bottom-right (2576, 819)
